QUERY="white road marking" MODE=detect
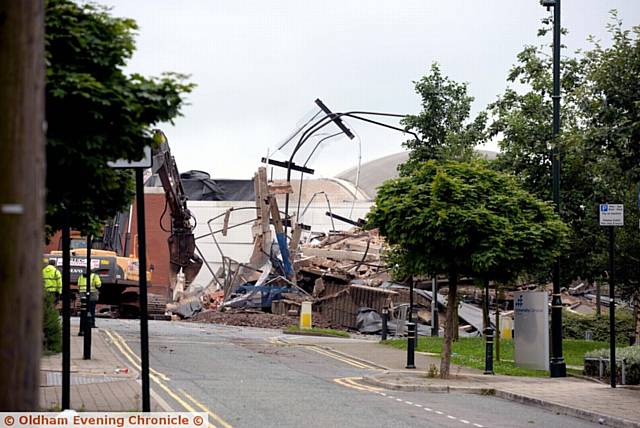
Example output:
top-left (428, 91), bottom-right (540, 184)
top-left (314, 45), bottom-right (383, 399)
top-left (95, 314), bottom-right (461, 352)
top-left (331, 374), bottom-right (488, 428)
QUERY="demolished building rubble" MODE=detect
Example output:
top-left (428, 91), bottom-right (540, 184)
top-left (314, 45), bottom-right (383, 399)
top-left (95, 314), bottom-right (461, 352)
top-left (166, 165), bottom-right (422, 332)
top-left (167, 165), bottom-right (610, 335)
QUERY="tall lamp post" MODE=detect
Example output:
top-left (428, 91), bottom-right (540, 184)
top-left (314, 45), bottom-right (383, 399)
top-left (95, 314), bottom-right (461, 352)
top-left (262, 102), bottom-right (420, 234)
top-left (541, 0), bottom-right (566, 377)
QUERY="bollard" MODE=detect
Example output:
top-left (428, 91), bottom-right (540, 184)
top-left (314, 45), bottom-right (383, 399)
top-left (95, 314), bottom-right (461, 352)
top-left (484, 327), bottom-right (494, 375)
top-left (300, 301), bottom-right (312, 330)
top-left (381, 308), bottom-right (388, 341)
top-left (78, 295), bottom-right (87, 336)
top-left (406, 322), bottom-right (416, 369)
top-left (83, 304), bottom-right (92, 359)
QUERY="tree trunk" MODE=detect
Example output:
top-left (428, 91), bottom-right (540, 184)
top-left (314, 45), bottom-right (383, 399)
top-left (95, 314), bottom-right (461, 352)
top-left (440, 273), bottom-right (458, 379)
top-left (0, 0), bottom-right (45, 410)
top-left (453, 294), bottom-right (459, 341)
top-left (595, 279), bottom-right (601, 318)
top-left (634, 292), bottom-right (640, 345)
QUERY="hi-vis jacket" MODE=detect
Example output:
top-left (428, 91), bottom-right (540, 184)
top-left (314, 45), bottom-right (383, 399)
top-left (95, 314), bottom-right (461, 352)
top-left (78, 273), bottom-right (102, 293)
top-left (42, 264), bottom-right (62, 293)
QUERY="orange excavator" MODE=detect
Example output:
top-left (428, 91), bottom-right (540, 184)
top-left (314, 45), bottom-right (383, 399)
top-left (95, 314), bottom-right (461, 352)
top-left (43, 130), bottom-right (202, 317)
top-left (43, 230), bottom-right (162, 318)
top-left (151, 129), bottom-right (203, 291)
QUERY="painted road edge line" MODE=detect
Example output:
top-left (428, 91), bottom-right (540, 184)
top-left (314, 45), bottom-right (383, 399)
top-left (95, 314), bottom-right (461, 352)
top-left (310, 347), bottom-right (371, 369)
top-left (110, 330), bottom-right (171, 381)
top-left (104, 329), bottom-right (231, 428)
top-left (179, 388), bottom-right (233, 428)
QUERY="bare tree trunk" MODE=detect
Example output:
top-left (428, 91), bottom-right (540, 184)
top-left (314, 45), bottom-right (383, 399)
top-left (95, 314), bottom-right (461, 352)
top-left (0, 0), bottom-right (45, 410)
top-left (440, 273), bottom-right (458, 379)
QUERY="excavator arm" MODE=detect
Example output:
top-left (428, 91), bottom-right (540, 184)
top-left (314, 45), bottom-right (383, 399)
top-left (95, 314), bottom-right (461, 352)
top-left (152, 130), bottom-right (203, 290)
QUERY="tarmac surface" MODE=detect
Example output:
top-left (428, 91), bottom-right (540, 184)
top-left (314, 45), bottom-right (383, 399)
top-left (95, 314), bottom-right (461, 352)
top-left (100, 318), bottom-right (601, 428)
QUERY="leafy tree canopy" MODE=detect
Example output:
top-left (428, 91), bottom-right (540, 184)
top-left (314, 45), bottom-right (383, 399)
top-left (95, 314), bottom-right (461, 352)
top-left (367, 161), bottom-right (569, 284)
top-left (399, 63), bottom-right (487, 175)
top-left (488, 13), bottom-right (640, 291)
top-left (45, 0), bottom-right (194, 234)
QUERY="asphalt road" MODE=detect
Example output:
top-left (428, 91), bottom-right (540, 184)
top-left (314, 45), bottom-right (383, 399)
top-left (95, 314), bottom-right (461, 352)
top-left (101, 319), bottom-right (599, 428)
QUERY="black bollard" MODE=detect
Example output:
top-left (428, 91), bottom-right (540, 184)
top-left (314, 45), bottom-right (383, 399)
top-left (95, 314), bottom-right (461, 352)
top-left (406, 322), bottom-right (416, 369)
top-left (78, 295), bottom-right (86, 336)
top-left (484, 327), bottom-right (494, 375)
top-left (83, 303), bottom-right (92, 359)
top-left (381, 308), bottom-right (388, 341)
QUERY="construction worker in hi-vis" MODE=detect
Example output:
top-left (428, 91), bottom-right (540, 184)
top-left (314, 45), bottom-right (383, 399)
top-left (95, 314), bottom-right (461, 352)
top-left (42, 259), bottom-right (62, 303)
top-left (78, 270), bottom-right (101, 328)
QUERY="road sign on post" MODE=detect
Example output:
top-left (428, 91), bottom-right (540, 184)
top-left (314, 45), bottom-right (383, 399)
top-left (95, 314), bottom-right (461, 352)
top-left (110, 146), bottom-right (152, 411)
top-left (599, 203), bottom-right (623, 388)
top-left (599, 204), bottom-right (624, 226)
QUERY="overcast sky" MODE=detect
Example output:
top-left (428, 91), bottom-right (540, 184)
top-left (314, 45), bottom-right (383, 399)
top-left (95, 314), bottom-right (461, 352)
top-left (96, 0), bottom-right (640, 179)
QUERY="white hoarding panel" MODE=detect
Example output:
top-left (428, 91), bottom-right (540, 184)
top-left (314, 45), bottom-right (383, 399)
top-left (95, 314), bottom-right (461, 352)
top-left (514, 291), bottom-right (549, 371)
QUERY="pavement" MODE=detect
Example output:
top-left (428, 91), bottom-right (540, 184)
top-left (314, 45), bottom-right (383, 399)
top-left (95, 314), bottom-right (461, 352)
top-left (279, 335), bottom-right (640, 428)
top-left (39, 319), bottom-right (170, 411)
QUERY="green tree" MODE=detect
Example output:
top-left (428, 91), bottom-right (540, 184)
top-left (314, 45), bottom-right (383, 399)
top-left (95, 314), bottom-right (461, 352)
top-left (45, 0), bottom-right (194, 234)
top-left (581, 13), bottom-right (640, 182)
top-left (579, 15), bottom-right (640, 310)
top-left (490, 13), bottom-right (640, 337)
top-left (367, 161), bottom-right (568, 377)
top-left (399, 63), bottom-right (487, 175)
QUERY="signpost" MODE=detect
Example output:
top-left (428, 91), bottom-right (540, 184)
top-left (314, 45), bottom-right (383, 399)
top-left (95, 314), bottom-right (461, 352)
top-left (110, 147), bottom-right (152, 410)
top-left (61, 221), bottom-right (71, 409)
top-left (599, 203), bottom-right (623, 388)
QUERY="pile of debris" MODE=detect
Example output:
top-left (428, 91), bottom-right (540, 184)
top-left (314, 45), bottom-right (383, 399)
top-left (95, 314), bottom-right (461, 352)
top-left (191, 308), bottom-right (296, 329)
top-left (167, 166), bottom-right (412, 332)
top-left (298, 228), bottom-right (388, 287)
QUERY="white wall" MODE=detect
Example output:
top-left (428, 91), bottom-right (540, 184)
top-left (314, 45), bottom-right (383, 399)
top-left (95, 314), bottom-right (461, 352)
top-left (188, 200), bottom-right (373, 288)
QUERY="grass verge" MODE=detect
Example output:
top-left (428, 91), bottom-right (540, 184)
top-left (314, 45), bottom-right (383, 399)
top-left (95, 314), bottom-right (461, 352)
top-left (383, 337), bottom-right (607, 377)
top-left (283, 326), bottom-right (350, 338)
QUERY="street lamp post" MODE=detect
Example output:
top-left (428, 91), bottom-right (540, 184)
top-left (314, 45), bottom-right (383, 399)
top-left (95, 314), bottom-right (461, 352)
top-left (541, 0), bottom-right (567, 377)
top-left (263, 104), bottom-right (418, 235)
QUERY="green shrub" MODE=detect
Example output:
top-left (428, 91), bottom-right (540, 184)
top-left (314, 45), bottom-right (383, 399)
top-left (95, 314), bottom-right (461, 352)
top-left (43, 292), bottom-right (61, 354)
top-left (584, 345), bottom-right (640, 384)
top-left (563, 309), bottom-right (635, 345)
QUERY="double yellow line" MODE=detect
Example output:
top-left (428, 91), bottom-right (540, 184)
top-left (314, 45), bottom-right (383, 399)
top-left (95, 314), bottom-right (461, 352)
top-left (268, 336), bottom-right (378, 370)
top-left (309, 346), bottom-right (377, 370)
top-left (334, 377), bottom-right (383, 393)
top-left (104, 329), bottom-right (232, 428)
